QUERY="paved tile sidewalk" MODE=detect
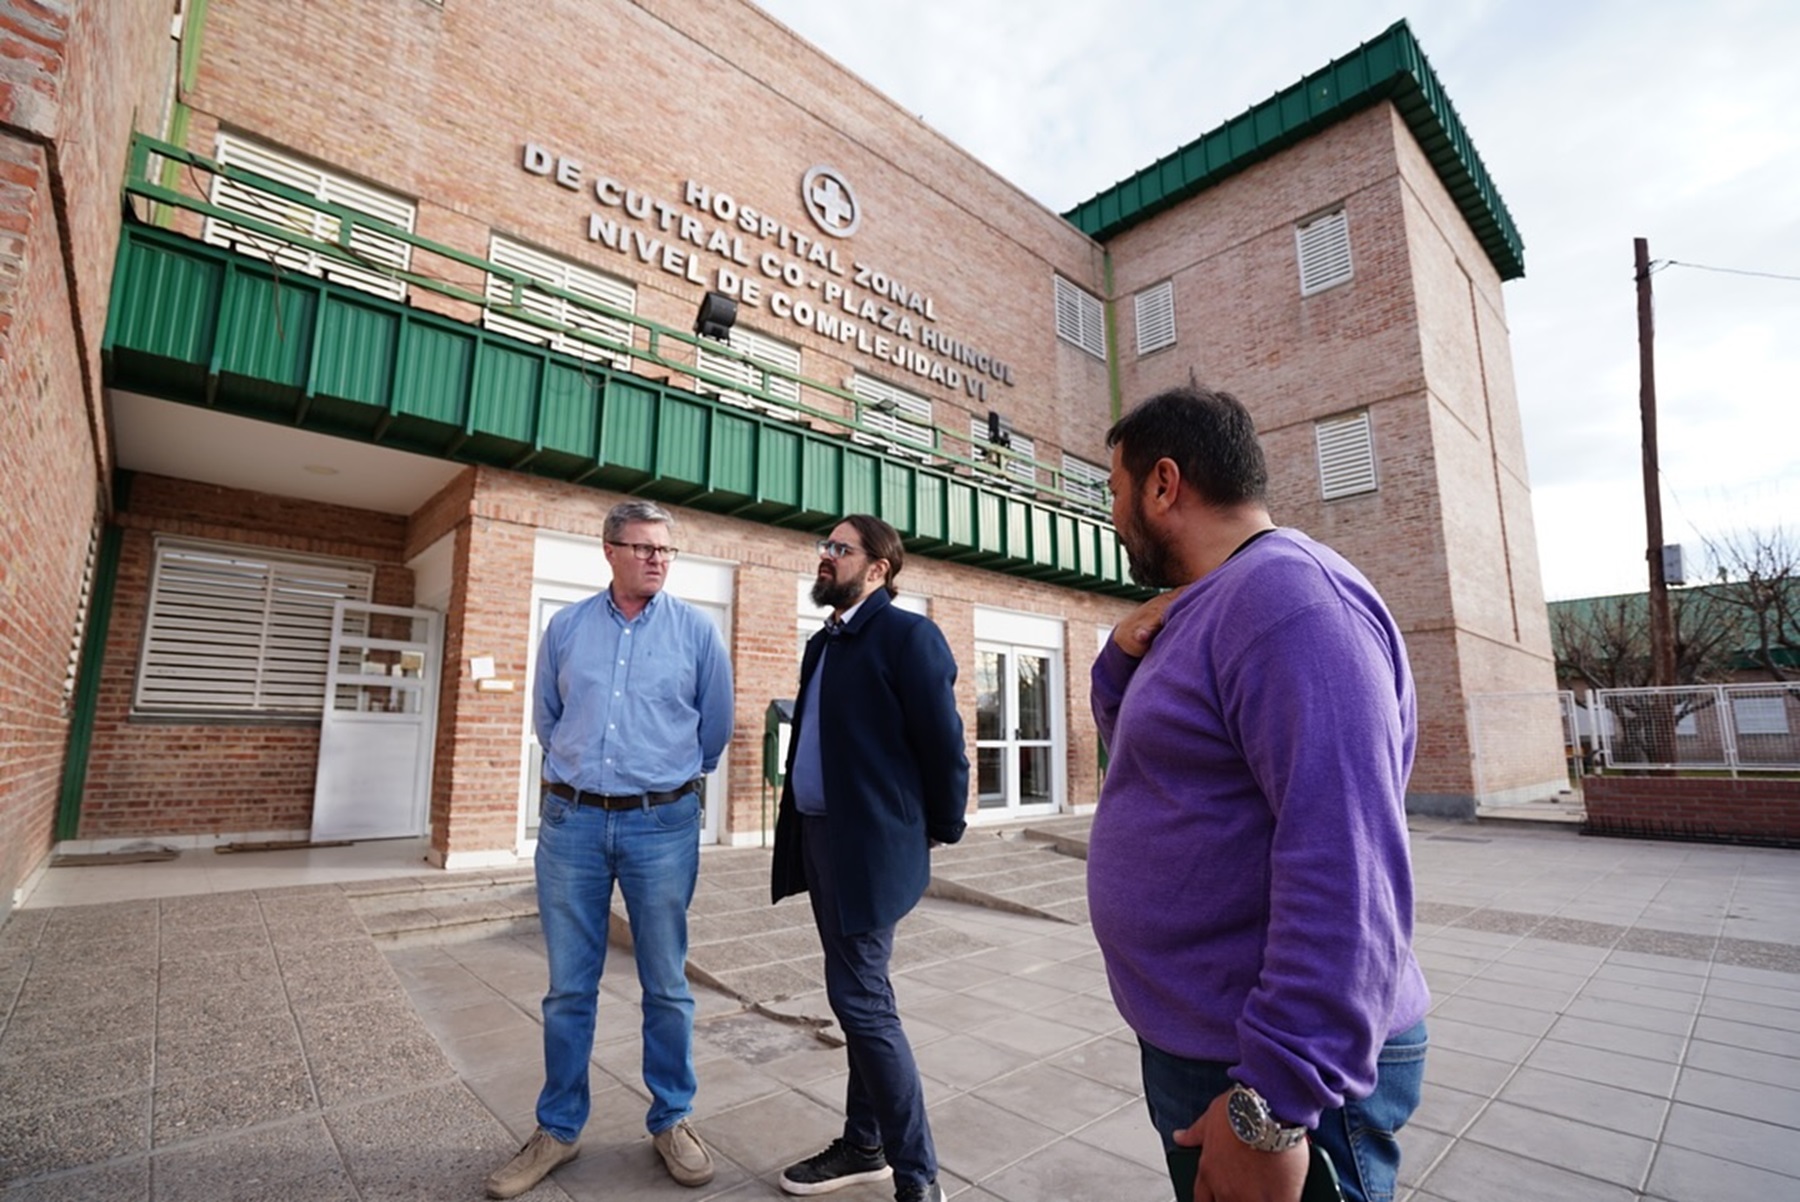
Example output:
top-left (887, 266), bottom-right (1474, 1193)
top-left (3, 819), bottom-right (1799, 1200)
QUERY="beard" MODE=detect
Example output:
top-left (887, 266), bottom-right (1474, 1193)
top-left (811, 568), bottom-right (864, 610)
top-left (1119, 497), bottom-right (1175, 589)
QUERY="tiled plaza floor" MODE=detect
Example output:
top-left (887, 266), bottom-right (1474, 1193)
top-left (4, 818), bottom-right (1798, 1200)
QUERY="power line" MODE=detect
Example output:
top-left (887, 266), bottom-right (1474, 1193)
top-left (1661, 259), bottom-right (1800, 283)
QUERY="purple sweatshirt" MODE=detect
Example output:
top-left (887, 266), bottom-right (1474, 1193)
top-left (1088, 528), bottom-right (1429, 1128)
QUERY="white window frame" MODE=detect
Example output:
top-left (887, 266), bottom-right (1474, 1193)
top-left (697, 326), bottom-right (802, 422)
top-left (1315, 410), bottom-right (1378, 500)
top-left (1134, 280), bottom-right (1176, 356)
top-left (134, 537), bottom-right (375, 717)
top-left (1053, 276), bottom-right (1107, 360)
top-left (1297, 207), bottom-right (1353, 296)
top-left (1061, 454), bottom-right (1108, 509)
top-left (849, 374), bottom-right (934, 460)
top-left (205, 134), bottom-right (416, 301)
top-left (970, 417), bottom-right (1036, 489)
top-left (485, 235), bottom-right (637, 368)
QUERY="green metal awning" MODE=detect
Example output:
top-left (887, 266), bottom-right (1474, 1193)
top-left (102, 225), bottom-right (1146, 597)
top-left (1062, 20), bottom-right (1525, 281)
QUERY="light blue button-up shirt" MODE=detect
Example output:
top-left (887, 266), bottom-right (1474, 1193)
top-left (534, 587), bottom-right (734, 794)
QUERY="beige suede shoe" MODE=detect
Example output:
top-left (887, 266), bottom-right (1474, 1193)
top-left (485, 1129), bottom-right (580, 1199)
top-left (653, 1117), bottom-right (716, 1187)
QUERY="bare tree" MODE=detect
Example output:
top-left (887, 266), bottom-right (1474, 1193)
top-left (1702, 525), bottom-right (1800, 682)
top-left (1550, 591), bottom-right (1740, 691)
top-left (1550, 590), bottom-right (1744, 767)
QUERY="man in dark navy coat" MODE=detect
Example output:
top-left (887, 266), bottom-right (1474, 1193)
top-left (771, 514), bottom-right (968, 1202)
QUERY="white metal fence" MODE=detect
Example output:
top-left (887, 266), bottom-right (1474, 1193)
top-left (1593, 682), bottom-right (1800, 773)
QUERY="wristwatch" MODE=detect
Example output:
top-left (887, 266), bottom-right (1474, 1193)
top-left (1225, 1084), bottom-right (1308, 1152)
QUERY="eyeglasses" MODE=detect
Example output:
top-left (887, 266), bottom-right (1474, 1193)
top-left (816, 539), bottom-right (865, 561)
top-left (609, 541), bottom-right (679, 561)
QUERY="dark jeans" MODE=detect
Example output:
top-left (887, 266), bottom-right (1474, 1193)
top-left (1139, 1021), bottom-right (1428, 1202)
top-left (801, 815), bottom-right (937, 1188)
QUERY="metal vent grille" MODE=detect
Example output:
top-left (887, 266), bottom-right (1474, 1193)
top-left (1054, 276), bottom-right (1107, 359)
top-left (135, 538), bottom-right (374, 715)
top-left (484, 236), bottom-right (636, 368)
top-left (205, 135), bottom-right (415, 300)
top-left (697, 327), bottom-right (802, 422)
top-left (1315, 411), bottom-right (1377, 500)
top-left (1134, 280), bottom-right (1176, 355)
top-left (970, 418), bottom-right (1036, 487)
top-left (1061, 454), bottom-right (1108, 507)
top-left (1297, 208), bottom-right (1353, 296)
top-left (850, 374), bottom-right (934, 458)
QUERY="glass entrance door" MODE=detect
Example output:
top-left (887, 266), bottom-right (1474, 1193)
top-left (518, 578), bottom-right (732, 852)
top-left (975, 643), bottom-right (1057, 817)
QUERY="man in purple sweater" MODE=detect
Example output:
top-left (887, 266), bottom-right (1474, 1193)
top-left (1088, 386), bottom-right (1429, 1202)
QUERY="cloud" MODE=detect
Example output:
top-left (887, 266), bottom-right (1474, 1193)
top-left (754, 0), bottom-right (1800, 599)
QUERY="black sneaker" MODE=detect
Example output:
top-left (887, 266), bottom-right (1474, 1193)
top-left (895, 1180), bottom-right (945, 1202)
top-left (779, 1138), bottom-right (893, 1195)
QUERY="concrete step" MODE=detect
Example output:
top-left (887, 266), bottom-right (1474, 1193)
top-left (346, 868), bottom-right (541, 946)
top-left (927, 830), bottom-right (1090, 924)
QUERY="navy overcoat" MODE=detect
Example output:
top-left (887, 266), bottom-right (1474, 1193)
top-left (771, 588), bottom-right (969, 934)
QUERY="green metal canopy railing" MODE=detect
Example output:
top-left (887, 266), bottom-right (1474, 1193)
top-left (105, 136), bottom-right (1146, 597)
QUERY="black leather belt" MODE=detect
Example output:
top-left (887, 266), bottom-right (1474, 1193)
top-left (544, 779), bottom-right (700, 810)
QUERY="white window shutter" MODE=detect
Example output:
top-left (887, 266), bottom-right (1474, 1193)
top-left (1297, 208), bottom-right (1353, 295)
top-left (135, 539), bottom-right (374, 715)
top-left (485, 235), bottom-right (636, 368)
top-left (1134, 280), bottom-right (1176, 355)
top-left (698, 328), bottom-right (802, 422)
top-left (969, 417), bottom-right (1035, 487)
top-left (206, 135), bottom-right (416, 301)
top-left (849, 375), bottom-right (934, 458)
top-left (1054, 276), bottom-right (1106, 360)
top-left (1315, 411), bottom-right (1377, 500)
top-left (1061, 454), bottom-right (1108, 508)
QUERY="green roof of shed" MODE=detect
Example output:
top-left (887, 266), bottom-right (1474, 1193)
top-left (1061, 20), bottom-right (1525, 281)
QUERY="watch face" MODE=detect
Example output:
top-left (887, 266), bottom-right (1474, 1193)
top-left (1227, 1087), bottom-right (1266, 1144)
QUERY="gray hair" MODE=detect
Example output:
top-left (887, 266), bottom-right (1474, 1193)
top-left (604, 499), bottom-right (676, 542)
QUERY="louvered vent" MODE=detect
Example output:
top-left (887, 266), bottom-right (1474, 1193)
top-left (1315, 411), bottom-right (1378, 500)
top-left (206, 135), bottom-right (415, 300)
top-left (485, 236), bottom-right (636, 368)
top-left (1054, 276), bottom-right (1107, 359)
top-left (1061, 455), bottom-right (1108, 508)
top-left (1296, 208), bottom-right (1353, 295)
top-left (697, 328), bottom-right (803, 422)
top-left (849, 374), bottom-right (934, 459)
top-left (135, 539), bottom-right (374, 715)
top-left (1134, 280), bottom-right (1176, 355)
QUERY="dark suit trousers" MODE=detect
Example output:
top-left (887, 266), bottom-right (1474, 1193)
top-left (801, 815), bottom-right (937, 1187)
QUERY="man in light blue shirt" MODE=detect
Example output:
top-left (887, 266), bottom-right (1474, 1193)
top-left (486, 500), bottom-right (734, 1200)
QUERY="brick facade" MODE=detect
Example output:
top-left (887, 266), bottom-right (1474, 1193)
top-left (77, 475), bottom-right (413, 843)
top-left (0, 0), bottom-right (172, 913)
top-left (0, 0), bottom-right (1564, 906)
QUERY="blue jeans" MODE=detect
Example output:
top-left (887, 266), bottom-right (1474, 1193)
top-left (802, 816), bottom-right (937, 1189)
top-left (1139, 1021), bottom-right (1428, 1202)
top-left (533, 789), bottom-right (701, 1142)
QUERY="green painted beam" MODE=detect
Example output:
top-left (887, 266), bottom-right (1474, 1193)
top-left (103, 226), bottom-right (1147, 599)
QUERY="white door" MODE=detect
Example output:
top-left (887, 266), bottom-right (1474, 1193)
top-left (311, 602), bottom-right (442, 841)
top-left (974, 642), bottom-right (1059, 817)
top-left (519, 534), bottom-right (735, 852)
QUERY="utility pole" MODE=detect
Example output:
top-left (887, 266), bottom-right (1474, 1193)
top-left (1636, 237), bottom-right (1676, 689)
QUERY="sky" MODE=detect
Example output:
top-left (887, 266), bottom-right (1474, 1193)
top-left (753, 0), bottom-right (1800, 601)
